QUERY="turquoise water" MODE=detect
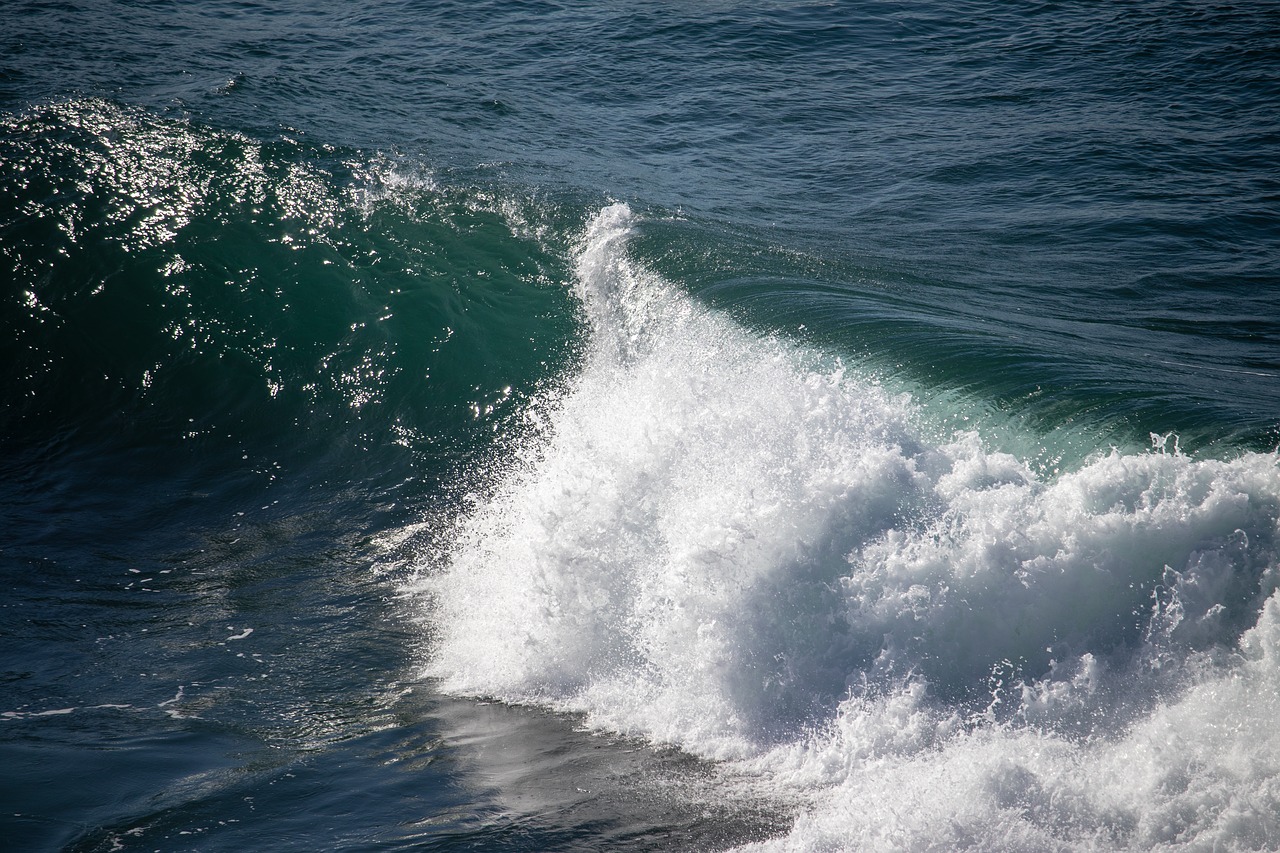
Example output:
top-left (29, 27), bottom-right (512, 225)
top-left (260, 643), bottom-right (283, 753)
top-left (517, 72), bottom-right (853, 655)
top-left (3, 2), bottom-right (1279, 850)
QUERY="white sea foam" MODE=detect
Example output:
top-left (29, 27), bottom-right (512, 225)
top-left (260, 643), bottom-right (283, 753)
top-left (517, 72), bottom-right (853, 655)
top-left (417, 204), bottom-right (1280, 850)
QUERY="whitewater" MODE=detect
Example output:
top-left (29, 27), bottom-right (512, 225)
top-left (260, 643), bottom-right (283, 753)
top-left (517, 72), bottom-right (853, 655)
top-left (418, 204), bottom-right (1280, 851)
top-left (5, 0), bottom-right (1279, 848)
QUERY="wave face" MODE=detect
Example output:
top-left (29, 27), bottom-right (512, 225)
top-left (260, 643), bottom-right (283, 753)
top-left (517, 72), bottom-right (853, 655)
top-left (422, 205), bottom-right (1280, 851)
top-left (0, 98), bottom-right (579, 510)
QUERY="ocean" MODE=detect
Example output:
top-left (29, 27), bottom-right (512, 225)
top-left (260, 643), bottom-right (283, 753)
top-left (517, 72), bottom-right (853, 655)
top-left (2, 1), bottom-right (1279, 850)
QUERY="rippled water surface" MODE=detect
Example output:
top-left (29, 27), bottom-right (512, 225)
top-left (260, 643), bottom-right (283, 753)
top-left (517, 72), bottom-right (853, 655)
top-left (3, 1), bottom-right (1279, 850)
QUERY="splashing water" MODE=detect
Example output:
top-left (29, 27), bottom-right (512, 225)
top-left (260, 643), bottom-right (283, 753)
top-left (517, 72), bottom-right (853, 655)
top-left (419, 204), bottom-right (1280, 851)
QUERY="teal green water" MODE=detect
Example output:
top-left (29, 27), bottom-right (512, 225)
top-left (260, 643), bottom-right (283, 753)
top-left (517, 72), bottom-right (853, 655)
top-left (3, 1), bottom-right (1280, 850)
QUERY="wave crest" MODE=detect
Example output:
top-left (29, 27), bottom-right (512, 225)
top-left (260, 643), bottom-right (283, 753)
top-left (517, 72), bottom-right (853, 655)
top-left (419, 204), bottom-right (1280, 849)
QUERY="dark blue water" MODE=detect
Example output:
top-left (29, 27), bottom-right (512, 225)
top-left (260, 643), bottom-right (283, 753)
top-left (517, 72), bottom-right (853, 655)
top-left (3, 2), bottom-right (1279, 850)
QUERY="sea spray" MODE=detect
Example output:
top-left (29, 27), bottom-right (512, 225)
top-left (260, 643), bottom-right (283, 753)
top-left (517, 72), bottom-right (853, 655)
top-left (420, 205), bottom-right (1280, 849)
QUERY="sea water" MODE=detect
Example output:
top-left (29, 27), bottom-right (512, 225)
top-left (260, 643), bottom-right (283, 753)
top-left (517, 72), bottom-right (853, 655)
top-left (2, 2), bottom-right (1279, 850)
